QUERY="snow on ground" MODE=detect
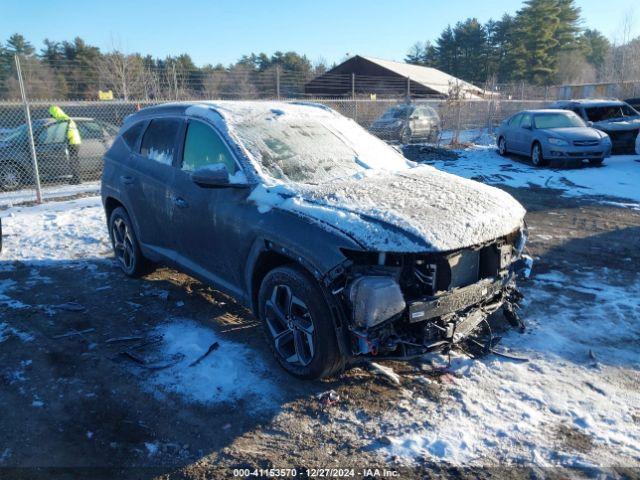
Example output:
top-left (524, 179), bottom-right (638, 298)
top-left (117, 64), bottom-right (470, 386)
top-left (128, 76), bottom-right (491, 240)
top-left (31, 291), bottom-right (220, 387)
top-left (382, 269), bottom-right (640, 467)
top-left (0, 182), bottom-right (100, 208)
top-left (428, 144), bottom-right (640, 205)
top-left (144, 320), bottom-right (278, 407)
top-left (1, 158), bottom-right (639, 467)
top-left (0, 196), bottom-right (278, 408)
top-left (0, 195), bottom-right (110, 263)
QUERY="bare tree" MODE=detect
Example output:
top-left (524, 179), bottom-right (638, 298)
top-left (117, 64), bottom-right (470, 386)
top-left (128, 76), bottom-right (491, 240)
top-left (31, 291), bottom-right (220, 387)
top-left (98, 51), bottom-right (145, 100)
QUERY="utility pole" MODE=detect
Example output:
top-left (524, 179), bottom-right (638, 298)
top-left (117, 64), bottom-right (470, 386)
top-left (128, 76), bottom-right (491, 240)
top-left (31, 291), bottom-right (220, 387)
top-left (276, 66), bottom-right (281, 100)
top-left (406, 76), bottom-right (411, 102)
top-left (15, 54), bottom-right (42, 204)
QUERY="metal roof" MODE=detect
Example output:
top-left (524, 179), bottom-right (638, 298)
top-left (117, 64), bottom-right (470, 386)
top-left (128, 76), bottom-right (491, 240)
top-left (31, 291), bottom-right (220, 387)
top-left (358, 56), bottom-right (485, 98)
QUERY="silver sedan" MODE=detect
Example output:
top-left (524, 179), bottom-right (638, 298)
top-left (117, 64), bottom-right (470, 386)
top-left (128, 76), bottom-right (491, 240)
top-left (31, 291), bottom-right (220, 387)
top-left (496, 109), bottom-right (612, 167)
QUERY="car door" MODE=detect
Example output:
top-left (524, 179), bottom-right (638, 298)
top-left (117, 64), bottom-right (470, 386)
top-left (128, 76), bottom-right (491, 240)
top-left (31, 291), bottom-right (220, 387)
top-left (516, 113), bottom-right (534, 154)
top-left (34, 121), bottom-right (69, 179)
top-left (501, 113), bottom-right (521, 152)
top-left (76, 120), bottom-right (109, 179)
top-left (168, 118), bottom-right (248, 295)
top-left (125, 117), bottom-right (181, 257)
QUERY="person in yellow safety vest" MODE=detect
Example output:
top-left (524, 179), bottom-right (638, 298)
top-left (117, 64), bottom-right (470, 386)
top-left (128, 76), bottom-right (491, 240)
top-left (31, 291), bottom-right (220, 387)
top-left (49, 105), bottom-right (82, 183)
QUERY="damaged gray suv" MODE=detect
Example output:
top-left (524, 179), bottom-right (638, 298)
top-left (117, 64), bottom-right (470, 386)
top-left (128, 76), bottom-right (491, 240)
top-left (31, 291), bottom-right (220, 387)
top-left (101, 101), bottom-right (531, 379)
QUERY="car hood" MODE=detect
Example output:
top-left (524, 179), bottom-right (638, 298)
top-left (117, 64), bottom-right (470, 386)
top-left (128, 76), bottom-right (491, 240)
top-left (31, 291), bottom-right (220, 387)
top-left (251, 166), bottom-right (526, 253)
top-left (539, 127), bottom-right (604, 141)
top-left (592, 117), bottom-right (640, 131)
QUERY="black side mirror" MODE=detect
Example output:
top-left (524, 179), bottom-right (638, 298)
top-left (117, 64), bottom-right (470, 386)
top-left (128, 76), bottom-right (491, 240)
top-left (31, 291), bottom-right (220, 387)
top-left (191, 166), bottom-right (247, 188)
top-left (191, 166), bottom-right (230, 187)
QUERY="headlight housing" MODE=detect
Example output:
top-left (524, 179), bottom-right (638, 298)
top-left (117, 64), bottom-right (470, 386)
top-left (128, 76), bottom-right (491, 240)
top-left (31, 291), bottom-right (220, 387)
top-left (548, 137), bottom-right (569, 146)
top-left (347, 276), bottom-right (406, 328)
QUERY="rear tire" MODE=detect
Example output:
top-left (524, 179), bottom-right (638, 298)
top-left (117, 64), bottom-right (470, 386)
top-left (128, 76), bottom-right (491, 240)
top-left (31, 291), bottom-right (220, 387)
top-left (258, 265), bottom-right (344, 379)
top-left (498, 137), bottom-right (507, 156)
top-left (531, 142), bottom-right (546, 167)
top-left (108, 207), bottom-right (154, 277)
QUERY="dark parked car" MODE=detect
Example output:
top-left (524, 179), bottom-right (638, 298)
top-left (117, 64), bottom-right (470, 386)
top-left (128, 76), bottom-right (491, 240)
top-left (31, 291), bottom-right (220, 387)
top-left (370, 104), bottom-right (440, 144)
top-left (496, 109), bottom-right (611, 167)
top-left (102, 101), bottom-right (530, 379)
top-left (625, 98), bottom-right (640, 111)
top-left (551, 99), bottom-right (640, 154)
top-left (0, 117), bottom-right (118, 190)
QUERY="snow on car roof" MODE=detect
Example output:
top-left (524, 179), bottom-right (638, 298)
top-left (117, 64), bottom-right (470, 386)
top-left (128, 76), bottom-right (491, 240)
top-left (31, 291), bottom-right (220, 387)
top-left (553, 98), bottom-right (628, 107)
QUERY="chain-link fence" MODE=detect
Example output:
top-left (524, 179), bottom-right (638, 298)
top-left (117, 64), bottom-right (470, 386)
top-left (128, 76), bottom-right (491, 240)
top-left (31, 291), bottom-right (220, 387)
top-left (1, 53), bottom-right (552, 205)
top-left (0, 96), bottom-right (550, 205)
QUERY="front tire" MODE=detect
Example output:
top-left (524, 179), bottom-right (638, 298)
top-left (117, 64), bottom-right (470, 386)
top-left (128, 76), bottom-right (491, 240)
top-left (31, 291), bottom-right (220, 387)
top-left (531, 142), bottom-right (545, 167)
top-left (0, 162), bottom-right (22, 191)
top-left (258, 266), bottom-right (344, 379)
top-left (400, 127), bottom-right (412, 145)
top-left (589, 158), bottom-right (604, 166)
top-left (108, 207), bottom-right (153, 277)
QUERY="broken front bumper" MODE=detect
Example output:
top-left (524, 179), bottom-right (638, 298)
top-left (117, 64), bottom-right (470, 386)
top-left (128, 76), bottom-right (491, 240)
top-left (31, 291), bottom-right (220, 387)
top-left (349, 254), bottom-right (533, 357)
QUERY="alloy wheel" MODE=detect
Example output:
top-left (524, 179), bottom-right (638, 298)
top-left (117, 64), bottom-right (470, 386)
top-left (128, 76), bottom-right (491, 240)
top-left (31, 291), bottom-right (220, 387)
top-left (498, 138), bottom-right (506, 155)
top-left (0, 165), bottom-right (20, 190)
top-left (264, 284), bottom-right (315, 367)
top-left (112, 217), bottom-right (135, 271)
top-left (532, 144), bottom-right (542, 166)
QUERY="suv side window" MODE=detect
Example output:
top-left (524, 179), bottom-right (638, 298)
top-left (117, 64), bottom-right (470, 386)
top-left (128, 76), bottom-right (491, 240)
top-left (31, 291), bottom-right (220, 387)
top-left (140, 118), bottom-right (181, 165)
top-left (38, 122), bottom-right (67, 144)
top-left (182, 121), bottom-right (237, 173)
top-left (122, 122), bottom-right (144, 151)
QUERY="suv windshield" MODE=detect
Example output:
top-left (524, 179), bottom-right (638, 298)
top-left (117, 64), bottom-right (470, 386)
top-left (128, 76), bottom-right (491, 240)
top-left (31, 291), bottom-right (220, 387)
top-left (534, 113), bottom-right (585, 129)
top-left (232, 110), bottom-right (409, 184)
top-left (584, 104), bottom-right (639, 122)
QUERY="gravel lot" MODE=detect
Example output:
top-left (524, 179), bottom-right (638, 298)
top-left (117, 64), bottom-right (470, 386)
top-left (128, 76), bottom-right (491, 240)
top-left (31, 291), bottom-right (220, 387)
top-left (1, 149), bottom-right (639, 479)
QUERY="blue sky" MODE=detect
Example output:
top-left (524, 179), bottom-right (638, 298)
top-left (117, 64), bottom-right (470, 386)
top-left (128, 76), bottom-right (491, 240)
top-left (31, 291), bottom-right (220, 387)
top-left (2, 0), bottom-right (638, 67)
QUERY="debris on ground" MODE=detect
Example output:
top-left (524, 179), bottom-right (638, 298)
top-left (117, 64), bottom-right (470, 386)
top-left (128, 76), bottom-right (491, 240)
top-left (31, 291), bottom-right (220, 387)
top-left (52, 301), bottom-right (86, 312)
top-left (105, 335), bottom-right (144, 344)
top-left (52, 328), bottom-right (95, 339)
top-left (188, 341), bottom-right (219, 367)
top-left (401, 144), bottom-right (460, 162)
top-left (317, 389), bottom-right (340, 407)
top-left (369, 362), bottom-right (401, 385)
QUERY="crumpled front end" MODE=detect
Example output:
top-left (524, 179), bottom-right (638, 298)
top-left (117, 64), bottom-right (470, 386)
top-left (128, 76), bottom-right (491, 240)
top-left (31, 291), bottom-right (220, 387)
top-left (328, 226), bottom-right (532, 358)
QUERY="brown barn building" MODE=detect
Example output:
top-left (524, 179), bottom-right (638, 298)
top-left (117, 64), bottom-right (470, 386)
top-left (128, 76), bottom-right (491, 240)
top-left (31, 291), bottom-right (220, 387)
top-left (305, 55), bottom-right (485, 99)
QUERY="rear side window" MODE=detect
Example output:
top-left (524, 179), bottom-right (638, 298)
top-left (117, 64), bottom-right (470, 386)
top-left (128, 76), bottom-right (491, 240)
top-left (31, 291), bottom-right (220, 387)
top-left (182, 121), bottom-right (237, 173)
top-left (509, 114), bottom-right (522, 126)
top-left (519, 114), bottom-right (532, 128)
top-left (140, 118), bottom-right (181, 165)
top-left (77, 121), bottom-right (104, 140)
top-left (121, 122), bottom-right (144, 151)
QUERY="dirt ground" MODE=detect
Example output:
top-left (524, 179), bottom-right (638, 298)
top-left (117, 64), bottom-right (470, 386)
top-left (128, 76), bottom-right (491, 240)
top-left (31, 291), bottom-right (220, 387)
top-left (1, 182), bottom-right (639, 480)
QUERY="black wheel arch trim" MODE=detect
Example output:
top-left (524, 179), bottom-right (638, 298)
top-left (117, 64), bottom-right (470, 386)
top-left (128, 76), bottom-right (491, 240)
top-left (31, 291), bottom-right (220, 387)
top-left (245, 237), bottom-right (351, 358)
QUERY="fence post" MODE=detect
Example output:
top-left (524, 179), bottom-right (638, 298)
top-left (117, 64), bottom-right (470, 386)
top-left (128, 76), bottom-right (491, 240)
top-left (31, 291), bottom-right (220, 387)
top-left (352, 73), bottom-right (357, 123)
top-left (15, 54), bottom-right (42, 204)
top-left (276, 66), bottom-right (281, 100)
